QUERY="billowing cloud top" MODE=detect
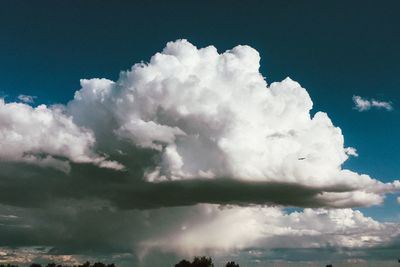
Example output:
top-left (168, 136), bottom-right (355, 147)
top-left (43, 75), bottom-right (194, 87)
top-left (0, 99), bottom-right (123, 172)
top-left (1, 40), bottom-right (399, 209)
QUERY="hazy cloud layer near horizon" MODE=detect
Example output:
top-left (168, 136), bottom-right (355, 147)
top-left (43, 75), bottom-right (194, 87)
top-left (1, 202), bottom-right (399, 266)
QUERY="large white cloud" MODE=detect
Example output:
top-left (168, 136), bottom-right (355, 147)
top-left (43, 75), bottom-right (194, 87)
top-left (1, 40), bottom-right (400, 267)
top-left (0, 99), bottom-right (123, 172)
top-left (0, 39), bottom-right (398, 207)
top-left (67, 39), bottom-right (398, 207)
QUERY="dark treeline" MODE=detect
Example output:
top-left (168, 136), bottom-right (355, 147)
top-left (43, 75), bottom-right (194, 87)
top-left (0, 258), bottom-right (340, 267)
top-left (0, 258), bottom-right (235, 267)
top-left (175, 256), bottom-right (238, 267)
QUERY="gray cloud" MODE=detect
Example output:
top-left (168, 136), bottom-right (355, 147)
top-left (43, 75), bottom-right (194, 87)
top-left (0, 202), bottom-right (399, 267)
top-left (0, 160), bottom-right (396, 211)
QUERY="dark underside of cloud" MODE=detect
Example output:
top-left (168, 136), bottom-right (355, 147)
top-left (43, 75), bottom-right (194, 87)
top-left (0, 160), bottom-right (361, 211)
top-left (1, 198), bottom-right (399, 263)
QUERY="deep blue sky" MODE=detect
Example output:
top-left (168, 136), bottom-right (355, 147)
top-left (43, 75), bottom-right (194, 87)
top-left (1, 0), bottom-right (399, 219)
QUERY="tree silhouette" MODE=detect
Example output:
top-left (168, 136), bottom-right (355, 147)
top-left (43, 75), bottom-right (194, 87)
top-left (175, 259), bottom-right (192, 267)
top-left (174, 256), bottom-right (214, 267)
top-left (92, 263), bottom-right (106, 267)
top-left (191, 256), bottom-right (213, 267)
top-left (225, 262), bottom-right (239, 267)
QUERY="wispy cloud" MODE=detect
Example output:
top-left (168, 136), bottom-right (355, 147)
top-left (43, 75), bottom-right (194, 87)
top-left (17, 94), bottom-right (36, 104)
top-left (353, 95), bottom-right (393, 111)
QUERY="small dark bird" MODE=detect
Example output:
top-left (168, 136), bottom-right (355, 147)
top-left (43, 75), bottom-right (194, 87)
top-left (298, 157), bottom-right (306, 160)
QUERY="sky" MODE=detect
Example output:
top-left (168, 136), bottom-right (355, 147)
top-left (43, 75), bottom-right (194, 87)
top-left (0, 1), bottom-right (399, 266)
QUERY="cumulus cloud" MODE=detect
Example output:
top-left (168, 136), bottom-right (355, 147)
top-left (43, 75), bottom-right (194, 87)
top-left (17, 94), bottom-right (36, 104)
top-left (64, 40), bottom-right (398, 207)
top-left (353, 95), bottom-right (393, 111)
top-left (2, 39), bottom-right (400, 267)
top-left (0, 99), bottom-right (123, 172)
top-left (0, 40), bottom-right (398, 209)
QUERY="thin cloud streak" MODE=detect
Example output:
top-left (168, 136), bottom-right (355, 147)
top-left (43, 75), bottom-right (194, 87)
top-left (17, 94), bottom-right (36, 104)
top-left (353, 95), bottom-right (393, 111)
